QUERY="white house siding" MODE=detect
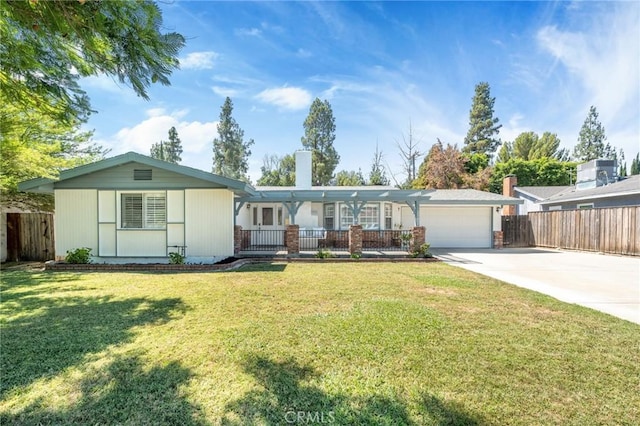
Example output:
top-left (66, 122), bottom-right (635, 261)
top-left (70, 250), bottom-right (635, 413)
top-left (55, 189), bottom-right (98, 260)
top-left (117, 230), bottom-right (166, 256)
top-left (185, 189), bottom-right (233, 258)
top-left (167, 190), bottom-right (185, 248)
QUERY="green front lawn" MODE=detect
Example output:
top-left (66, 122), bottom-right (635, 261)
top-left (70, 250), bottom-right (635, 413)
top-left (1, 263), bottom-right (638, 425)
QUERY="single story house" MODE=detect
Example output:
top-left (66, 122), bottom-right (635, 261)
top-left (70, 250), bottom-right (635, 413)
top-left (19, 151), bottom-right (522, 263)
top-left (503, 159), bottom-right (640, 213)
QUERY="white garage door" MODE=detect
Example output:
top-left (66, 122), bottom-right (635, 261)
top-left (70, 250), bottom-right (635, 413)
top-left (421, 206), bottom-right (492, 248)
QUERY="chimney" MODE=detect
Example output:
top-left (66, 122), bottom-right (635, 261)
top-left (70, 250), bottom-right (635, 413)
top-left (295, 150), bottom-right (312, 189)
top-left (502, 174), bottom-right (517, 216)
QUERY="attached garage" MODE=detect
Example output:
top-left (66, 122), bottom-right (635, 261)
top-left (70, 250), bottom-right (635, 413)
top-left (401, 205), bottom-right (493, 248)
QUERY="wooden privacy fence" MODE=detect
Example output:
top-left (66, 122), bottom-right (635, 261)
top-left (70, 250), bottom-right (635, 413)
top-left (501, 215), bottom-right (532, 248)
top-left (6, 213), bottom-right (55, 261)
top-left (503, 207), bottom-right (640, 256)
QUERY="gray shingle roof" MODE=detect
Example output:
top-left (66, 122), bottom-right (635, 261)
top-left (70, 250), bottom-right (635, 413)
top-left (539, 175), bottom-right (640, 204)
top-left (515, 186), bottom-right (572, 200)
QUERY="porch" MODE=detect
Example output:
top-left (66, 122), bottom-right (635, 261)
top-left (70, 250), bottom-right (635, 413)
top-left (234, 225), bottom-right (419, 256)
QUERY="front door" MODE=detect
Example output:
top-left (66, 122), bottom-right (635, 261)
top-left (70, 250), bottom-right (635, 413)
top-left (251, 204), bottom-right (284, 246)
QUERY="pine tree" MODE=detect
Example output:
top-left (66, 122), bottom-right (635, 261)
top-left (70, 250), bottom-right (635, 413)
top-left (301, 98), bottom-right (339, 185)
top-left (463, 82), bottom-right (502, 158)
top-left (212, 97), bottom-right (254, 181)
top-left (368, 143), bottom-right (389, 185)
top-left (574, 106), bottom-right (613, 161)
top-left (630, 154), bottom-right (640, 175)
top-left (151, 126), bottom-right (182, 163)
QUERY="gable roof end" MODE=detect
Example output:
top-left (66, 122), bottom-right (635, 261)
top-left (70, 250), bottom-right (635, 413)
top-left (18, 152), bottom-right (256, 195)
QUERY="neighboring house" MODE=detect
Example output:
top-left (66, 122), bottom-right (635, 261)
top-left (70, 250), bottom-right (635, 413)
top-left (502, 159), bottom-right (640, 213)
top-left (538, 174), bottom-right (640, 210)
top-left (514, 186), bottom-right (571, 215)
top-left (19, 151), bottom-right (522, 263)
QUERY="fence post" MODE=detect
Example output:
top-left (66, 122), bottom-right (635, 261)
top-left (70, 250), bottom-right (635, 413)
top-left (411, 226), bottom-right (425, 252)
top-left (286, 224), bottom-right (300, 255)
top-left (349, 225), bottom-right (362, 255)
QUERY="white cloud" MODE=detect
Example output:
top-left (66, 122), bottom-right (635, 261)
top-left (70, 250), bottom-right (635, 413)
top-left (536, 2), bottom-right (639, 159)
top-left (235, 27), bottom-right (262, 37)
top-left (179, 51), bottom-right (218, 70)
top-left (256, 86), bottom-right (312, 110)
top-left (212, 86), bottom-right (239, 98)
top-left (101, 109), bottom-right (217, 171)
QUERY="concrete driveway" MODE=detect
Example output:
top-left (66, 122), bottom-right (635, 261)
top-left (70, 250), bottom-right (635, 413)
top-left (431, 248), bottom-right (640, 324)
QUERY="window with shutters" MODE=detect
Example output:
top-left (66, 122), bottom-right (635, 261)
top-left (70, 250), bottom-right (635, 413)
top-left (121, 193), bottom-right (166, 229)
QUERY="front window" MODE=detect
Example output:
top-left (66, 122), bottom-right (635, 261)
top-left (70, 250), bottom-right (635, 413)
top-left (340, 204), bottom-right (379, 229)
top-left (121, 193), bottom-right (166, 229)
top-left (384, 204), bottom-right (392, 229)
top-left (324, 204), bottom-right (335, 230)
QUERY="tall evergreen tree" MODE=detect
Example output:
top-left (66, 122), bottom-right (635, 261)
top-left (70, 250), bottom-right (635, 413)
top-left (630, 154), bottom-right (640, 175)
top-left (150, 126), bottom-right (182, 163)
top-left (368, 143), bottom-right (389, 185)
top-left (301, 98), bottom-right (339, 185)
top-left (463, 82), bottom-right (502, 158)
top-left (212, 97), bottom-right (254, 182)
top-left (574, 106), bottom-right (614, 161)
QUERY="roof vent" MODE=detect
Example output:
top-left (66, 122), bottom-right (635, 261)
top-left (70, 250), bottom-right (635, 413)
top-left (134, 169), bottom-right (152, 180)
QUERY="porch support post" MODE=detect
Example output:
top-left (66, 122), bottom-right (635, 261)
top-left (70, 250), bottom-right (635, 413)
top-left (345, 201), bottom-right (367, 224)
top-left (405, 201), bottom-right (421, 226)
top-left (283, 201), bottom-right (303, 225)
top-left (234, 201), bottom-right (246, 216)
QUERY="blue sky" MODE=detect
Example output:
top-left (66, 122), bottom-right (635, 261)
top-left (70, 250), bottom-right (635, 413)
top-left (82, 1), bottom-right (639, 183)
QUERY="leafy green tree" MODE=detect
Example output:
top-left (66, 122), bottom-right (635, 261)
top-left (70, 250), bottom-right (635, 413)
top-left (463, 82), bottom-right (502, 157)
top-left (151, 126), bottom-right (183, 163)
top-left (336, 169), bottom-right (365, 186)
top-left (368, 144), bottom-right (389, 185)
top-left (574, 106), bottom-right (614, 161)
top-left (0, 103), bottom-right (105, 207)
top-left (212, 97), bottom-right (254, 182)
top-left (257, 154), bottom-right (295, 186)
top-left (489, 158), bottom-right (577, 193)
top-left (301, 98), bottom-right (339, 185)
top-left (532, 132), bottom-right (564, 160)
top-left (499, 131), bottom-right (565, 162)
top-left (2, 0), bottom-right (183, 206)
top-left (630, 154), bottom-right (640, 175)
top-left (2, 0), bottom-right (184, 126)
top-left (496, 141), bottom-right (512, 163)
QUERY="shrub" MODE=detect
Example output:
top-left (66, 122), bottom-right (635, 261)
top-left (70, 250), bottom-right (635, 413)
top-left (350, 253), bottom-right (362, 260)
top-left (65, 247), bottom-right (92, 264)
top-left (410, 243), bottom-right (432, 258)
top-left (315, 249), bottom-right (335, 259)
top-left (168, 252), bottom-right (185, 264)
